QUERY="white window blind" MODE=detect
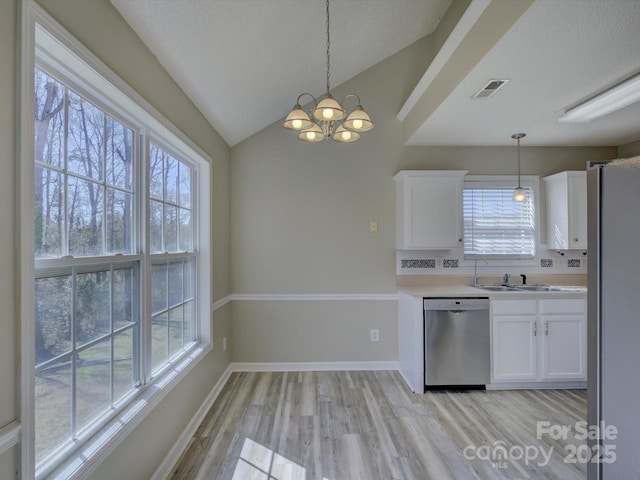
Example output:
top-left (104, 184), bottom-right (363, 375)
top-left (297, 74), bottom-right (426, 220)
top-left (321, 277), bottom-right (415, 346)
top-left (463, 186), bottom-right (536, 258)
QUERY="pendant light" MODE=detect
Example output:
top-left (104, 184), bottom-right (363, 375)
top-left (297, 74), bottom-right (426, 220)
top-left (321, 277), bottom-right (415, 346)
top-left (512, 133), bottom-right (526, 202)
top-left (282, 0), bottom-right (374, 143)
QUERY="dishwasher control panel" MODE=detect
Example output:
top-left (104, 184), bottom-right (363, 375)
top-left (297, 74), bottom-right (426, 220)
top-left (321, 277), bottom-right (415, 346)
top-left (423, 297), bottom-right (489, 311)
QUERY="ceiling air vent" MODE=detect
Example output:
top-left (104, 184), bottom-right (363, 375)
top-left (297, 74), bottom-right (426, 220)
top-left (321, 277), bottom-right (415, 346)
top-left (472, 79), bottom-right (509, 99)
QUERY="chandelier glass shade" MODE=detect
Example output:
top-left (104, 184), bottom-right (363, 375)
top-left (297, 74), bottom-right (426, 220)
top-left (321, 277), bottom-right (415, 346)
top-left (282, 0), bottom-right (373, 143)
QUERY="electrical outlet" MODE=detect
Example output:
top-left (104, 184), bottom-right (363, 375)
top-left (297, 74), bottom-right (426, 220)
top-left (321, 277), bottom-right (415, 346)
top-left (370, 328), bottom-right (379, 342)
top-left (369, 220), bottom-right (378, 233)
top-left (223, 336), bottom-right (227, 352)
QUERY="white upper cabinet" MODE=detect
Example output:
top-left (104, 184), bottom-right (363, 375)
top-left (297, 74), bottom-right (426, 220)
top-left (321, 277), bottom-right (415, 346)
top-left (394, 170), bottom-right (467, 250)
top-left (544, 171), bottom-right (587, 250)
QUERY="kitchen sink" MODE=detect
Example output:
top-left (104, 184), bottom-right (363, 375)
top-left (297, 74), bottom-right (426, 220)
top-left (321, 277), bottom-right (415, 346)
top-left (514, 285), bottom-right (554, 291)
top-left (472, 284), bottom-right (586, 293)
top-left (472, 285), bottom-right (520, 292)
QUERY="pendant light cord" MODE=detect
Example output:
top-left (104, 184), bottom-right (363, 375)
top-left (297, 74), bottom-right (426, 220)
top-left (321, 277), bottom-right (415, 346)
top-left (511, 133), bottom-right (525, 188)
top-left (517, 136), bottom-right (521, 187)
top-left (325, 0), bottom-right (331, 95)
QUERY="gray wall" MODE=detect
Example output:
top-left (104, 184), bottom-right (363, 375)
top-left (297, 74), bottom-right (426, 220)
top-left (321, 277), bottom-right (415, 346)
top-left (230, 23), bottom-right (617, 363)
top-left (1, 0), bottom-right (231, 478)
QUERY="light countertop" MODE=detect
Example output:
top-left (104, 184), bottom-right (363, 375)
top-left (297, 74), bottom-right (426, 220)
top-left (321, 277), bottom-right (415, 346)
top-left (399, 284), bottom-right (587, 299)
top-left (397, 275), bottom-right (587, 299)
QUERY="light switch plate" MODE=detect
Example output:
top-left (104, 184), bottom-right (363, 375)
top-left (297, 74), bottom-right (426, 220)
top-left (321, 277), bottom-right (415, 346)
top-left (369, 220), bottom-right (378, 233)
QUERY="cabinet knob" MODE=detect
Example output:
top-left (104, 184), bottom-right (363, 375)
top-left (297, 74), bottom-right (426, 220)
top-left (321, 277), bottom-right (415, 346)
top-left (458, 238), bottom-right (462, 243)
top-left (574, 238), bottom-right (579, 242)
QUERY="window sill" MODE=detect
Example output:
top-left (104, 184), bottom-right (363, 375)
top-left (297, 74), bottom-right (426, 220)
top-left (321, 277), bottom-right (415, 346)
top-left (41, 341), bottom-right (211, 480)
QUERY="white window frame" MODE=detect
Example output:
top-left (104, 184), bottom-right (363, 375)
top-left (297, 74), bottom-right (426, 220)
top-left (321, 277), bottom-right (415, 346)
top-left (18, 2), bottom-right (212, 478)
top-left (462, 175), bottom-right (540, 263)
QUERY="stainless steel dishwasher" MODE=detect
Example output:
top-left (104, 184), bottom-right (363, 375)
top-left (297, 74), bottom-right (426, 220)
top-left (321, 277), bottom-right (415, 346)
top-left (424, 297), bottom-right (490, 389)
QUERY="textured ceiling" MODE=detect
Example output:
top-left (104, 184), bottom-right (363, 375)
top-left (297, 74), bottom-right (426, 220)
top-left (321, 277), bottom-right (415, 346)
top-left (110, 0), bottom-right (452, 146)
top-left (111, 0), bottom-right (640, 148)
top-left (405, 0), bottom-right (640, 146)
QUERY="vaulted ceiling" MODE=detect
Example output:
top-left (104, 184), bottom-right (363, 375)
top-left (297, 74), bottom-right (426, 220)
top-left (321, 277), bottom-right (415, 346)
top-left (111, 0), bottom-right (640, 148)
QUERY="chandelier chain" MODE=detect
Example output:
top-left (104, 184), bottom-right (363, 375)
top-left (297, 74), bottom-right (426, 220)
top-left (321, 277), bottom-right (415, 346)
top-left (325, 0), bottom-right (331, 95)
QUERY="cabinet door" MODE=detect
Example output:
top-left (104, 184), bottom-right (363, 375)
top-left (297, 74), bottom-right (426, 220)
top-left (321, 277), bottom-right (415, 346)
top-left (540, 315), bottom-right (586, 380)
top-left (395, 171), bottom-right (466, 249)
top-left (544, 171), bottom-right (587, 250)
top-left (492, 316), bottom-right (537, 381)
top-left (568, 173), bottom-right (587, 249)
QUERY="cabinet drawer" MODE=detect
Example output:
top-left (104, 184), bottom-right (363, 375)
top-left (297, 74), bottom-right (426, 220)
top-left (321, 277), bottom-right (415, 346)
top-left (492, 299), bottom-right (537, 315)
top-left (539, 298), bottom-right (586, 315)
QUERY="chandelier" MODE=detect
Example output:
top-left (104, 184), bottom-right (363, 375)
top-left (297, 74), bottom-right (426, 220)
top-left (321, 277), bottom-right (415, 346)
top-left (282, 0), bottom-right (374, 143)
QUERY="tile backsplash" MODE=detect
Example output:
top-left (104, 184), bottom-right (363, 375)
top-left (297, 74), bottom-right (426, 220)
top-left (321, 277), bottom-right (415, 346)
top-left (541, 258), bottom-right (553, 268)
top-left (400, 259), bottom-right (436, 269)
top-left (397, 249), bottom-right (587, 276)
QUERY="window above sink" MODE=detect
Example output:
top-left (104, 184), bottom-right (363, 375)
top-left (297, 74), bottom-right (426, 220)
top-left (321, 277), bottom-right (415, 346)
top-left (463, 176), bottom-right (540, 259)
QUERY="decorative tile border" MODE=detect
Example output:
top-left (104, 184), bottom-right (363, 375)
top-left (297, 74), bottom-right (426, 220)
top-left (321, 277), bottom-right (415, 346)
top-left (443, 259), bottom-right (459, 268)
top-left (541, 259), bottom-right (553, 268)
top-left (401, 259), bottom-right (436, 269)
top-left (568, 259), bottom-right (581, 268)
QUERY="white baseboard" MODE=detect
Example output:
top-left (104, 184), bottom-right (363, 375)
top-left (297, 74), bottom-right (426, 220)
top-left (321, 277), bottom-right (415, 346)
top-left (150, 364), bottom-right (233, 480)
top-left (230, 361), bottom-right (399, 372)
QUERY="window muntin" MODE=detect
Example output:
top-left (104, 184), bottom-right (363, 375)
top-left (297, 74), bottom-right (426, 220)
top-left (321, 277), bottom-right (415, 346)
top-left (34, 263), bottom-right (139, 464)
top-left (148, 143), bottom-right (193, 253)
top-left (150, 257), bottom-right (196, 372)
top-left (34, 68), bottom-right (135, 259)
top-left (463, 181), bottom-right (536, 258)
top-left (33, 67), bottom-right (197, 470)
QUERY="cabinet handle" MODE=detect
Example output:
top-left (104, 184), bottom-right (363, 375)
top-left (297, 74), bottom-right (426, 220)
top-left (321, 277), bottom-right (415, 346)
top-left (533, 322), bottom-right (537, 336)
top-left (545, 321), bottom-right (549, 336)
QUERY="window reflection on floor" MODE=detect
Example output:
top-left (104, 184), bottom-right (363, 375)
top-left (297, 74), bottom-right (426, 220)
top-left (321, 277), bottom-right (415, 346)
top-left (233, 437), bottom-right (330, 480)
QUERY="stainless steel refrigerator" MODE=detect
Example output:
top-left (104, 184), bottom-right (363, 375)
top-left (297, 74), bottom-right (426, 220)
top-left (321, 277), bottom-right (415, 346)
top-left (587, 157), bottom-right (640, 479)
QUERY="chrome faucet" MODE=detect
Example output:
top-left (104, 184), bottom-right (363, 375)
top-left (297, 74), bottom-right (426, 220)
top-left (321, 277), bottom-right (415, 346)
top-left (473, 259), bottom-right (488, 286)
top-left (503, 273), bottom-right (511, 285)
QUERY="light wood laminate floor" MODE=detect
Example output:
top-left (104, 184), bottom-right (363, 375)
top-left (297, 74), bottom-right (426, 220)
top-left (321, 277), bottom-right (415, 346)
top-left (170, 371), bottom-right (587, 479)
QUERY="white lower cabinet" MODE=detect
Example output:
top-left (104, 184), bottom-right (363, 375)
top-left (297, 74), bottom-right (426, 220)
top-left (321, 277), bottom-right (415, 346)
top-left (492, 297), bottom-right (586, 385)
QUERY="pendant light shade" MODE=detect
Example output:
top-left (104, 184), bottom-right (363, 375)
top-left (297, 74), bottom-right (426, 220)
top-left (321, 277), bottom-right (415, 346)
top-left (282, 0), bottom-right (373, 143)
top-left (512, 186), bottom-right (527, 202)
top-left (511, 133), bottom-right (526, 202)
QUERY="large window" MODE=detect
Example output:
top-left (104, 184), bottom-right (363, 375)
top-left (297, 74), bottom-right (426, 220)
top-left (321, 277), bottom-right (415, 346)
top-left (33, 67), bottom-right (199, 472)
top-left (463, 177), bottom-right (537, 258)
